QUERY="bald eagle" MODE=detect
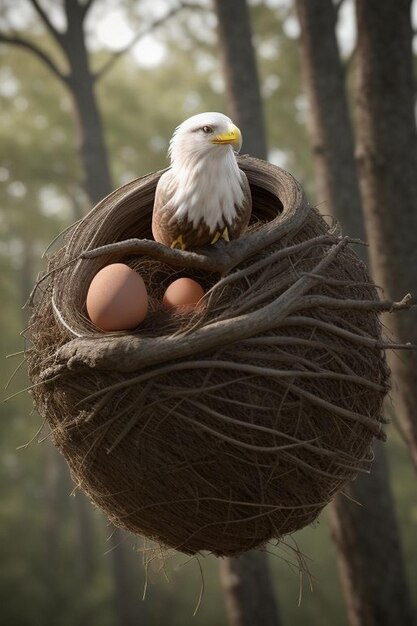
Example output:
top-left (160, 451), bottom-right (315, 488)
top-left (152, 112), bottom-right (252, 251)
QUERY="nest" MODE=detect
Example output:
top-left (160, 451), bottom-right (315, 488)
top-left (26, 156), bottom-right (411, 557)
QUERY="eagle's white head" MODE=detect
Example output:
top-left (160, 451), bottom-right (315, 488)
top-left (168, 112), bottom-right (242, 166)
top-left (167, 112), bottom-right (245, 232)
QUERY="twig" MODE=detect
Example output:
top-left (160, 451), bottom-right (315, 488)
top-left (296, 293), bottom-right (412, 313)
top-left (334, 0), bottom-right (346, 15)
top-left (93, 3), bottom-right (201, 82)
top-left (281, 315), bottom-right (415, 350)
top-left (30, 0), bottom-right (65, 46)
top-left (0, 32), bottom-right (68, 86)
top-left (81, 237), bottom-right (225, 272)
top-left (80, 0), bottom-right (95, 20)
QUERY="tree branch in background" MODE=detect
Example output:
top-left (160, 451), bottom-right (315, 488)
top-left (0, 32), bottom-right (68, 85)
top-left (334, 0), bottom-right (346, 15)
top-left (29, 0), bottom-right (66, 44)
top-left (343, 41), bottom-right (357, 73)
top-left (80, 0), bottom-right (95, 21)
top-left (94, 2), bottom-right (201, 82)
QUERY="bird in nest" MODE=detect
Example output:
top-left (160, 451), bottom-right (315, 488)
top-left (152, 112), bottom-right (252, 251)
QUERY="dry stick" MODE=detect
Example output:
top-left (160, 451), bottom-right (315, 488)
top-left (81, 238), bottom-right (225, 273)
top-left (211, 273), bottom-right (297, 322)
top-left (44, 237), bottom-right (353, 376)
top-left (281, 315), bottom-right (414, 350)
top-left (106, 381), bottom-right (153, 453)
top-left (184, 398), bottom-right (368, 466)
top-left (61, 357), bottom-right (384, 443)
top-left (41, 218), bottom-right (84, 259)
top-left (297, 293), bottom-right (412, 313)
top-left (70, 359), bottom-right (383, 407)
top-left (169, 497), bottom-right (325, 556)
top-left (242, 334), bottom-right (411, 352)
top-left (299, 272), bottom-right (379, 289)
top-left (116, 492), bottom-right (330, 524)
top-left (203, 233), bottom-right (338, 301)
top-left (276, 381), bottom-right (384, 440)
top-left (204, 393), bottom-right (279, 413)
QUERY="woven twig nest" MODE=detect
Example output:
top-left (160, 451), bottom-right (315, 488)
top-left (27, 156), bottom-right (411, 557)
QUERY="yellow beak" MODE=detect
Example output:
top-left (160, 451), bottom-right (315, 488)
top-left (212, 125), bottom-right (242, 151)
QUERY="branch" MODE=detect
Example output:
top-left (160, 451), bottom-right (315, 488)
top-left (29, 0), bottom-right (65, 47)
top-left (93, 2), bottom-right (200, 82)
top-left (0, 32), bottom-right (68, 86)
top-left (80, 0), bottom-right (95, 20)
top-left (81, 238), bottom-right (228, 272)
top-left (334, 0), bottom-right (346, 15)
top-left (343, 40), bottom-right (357, 75)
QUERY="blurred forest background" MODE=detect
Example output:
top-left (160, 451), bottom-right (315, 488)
top-left (1, 0), bottom-right (417, 625)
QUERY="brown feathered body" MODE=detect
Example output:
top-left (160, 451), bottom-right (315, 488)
top-left (152, 168), bottom-right (252, 250)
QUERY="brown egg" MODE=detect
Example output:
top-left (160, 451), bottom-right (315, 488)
top-left (162, 277), bottom-right (205, 313)
top-left (86, 263), bottom-right (148, 331)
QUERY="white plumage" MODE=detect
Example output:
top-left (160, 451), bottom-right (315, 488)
top-left (152, 112), bottom-right (252, 250)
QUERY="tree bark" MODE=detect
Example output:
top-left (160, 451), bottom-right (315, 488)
top-left (295, 1), bottom-right (415, 624)
top-left (213, 3), bottom-right (280, 625)
top-left (63, 0), bottom-right (112, 203)
top-left (330, 442), bottom-right (415, 626)
top-left (108, 528), bottom-right (144, 626)
top-left (355, 0), bottom-right (417, 472)
top-left (213, 0), bottom-right (267, 159)
top-left (295, 0), bottom-right (365, 242)
top-left (219, 551), bottom-right (280, 626)
top-left (74, 491), bottom-right (98, 580)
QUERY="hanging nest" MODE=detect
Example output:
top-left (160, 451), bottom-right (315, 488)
top-left (26, 156), bottom-right (411, 557)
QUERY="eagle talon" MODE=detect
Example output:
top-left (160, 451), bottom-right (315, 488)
top-left (221, 226), bottom-right (230, 242)
top-left (170, 234), bottom-right (186, 250)
top-left (210, 227), bottom-right (230, 245)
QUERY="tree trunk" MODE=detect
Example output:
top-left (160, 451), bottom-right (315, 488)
top-left (61, 6), bottom-right (142, 622)
top-left (213, 0), bottom-right (267, 159)
top-left (295, 0), bottom-right (365, 242)
top-left (74, 491), bottom-right (98, 580)
top-left (355, 0), bottom-right (417, 471)
top-left (219, 551), bottom-right (281, 626)
top-left (44, 443), bottom-right (61, 568)
top-left (295, 1), bottom-right (414, 624)
top-left (109, 528), bottom-right (144, 626)
top-left (214, 3), bottom-right (281, 625)
top-left (330, 442), bottom-right (415, 626)
top-left (63, 1), bottom-right (112, 203)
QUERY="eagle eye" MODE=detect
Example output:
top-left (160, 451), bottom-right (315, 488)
top-left (202, 125), bottom-right (214, 134)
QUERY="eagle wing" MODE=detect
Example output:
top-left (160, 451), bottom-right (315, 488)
top-left (227, 169), bottom-right (252, 240)
top-left (151, 170), bottom-right (178, 247)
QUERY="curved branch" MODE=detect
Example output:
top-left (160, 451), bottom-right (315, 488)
top-left (0, 32), bottom-right (68, 86)
top-left (93, 2), bottom-right (203, 82)
top-left (80, 0), bottom-right (95, 20)
top-left (29, 0), bottom-right (65, 46)
top-left (81, 237), bottom-right (230, 273)
top-left (297, 293), bottom-right (413, 313)
top-left (334, 0), bottom-right (346, 15)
